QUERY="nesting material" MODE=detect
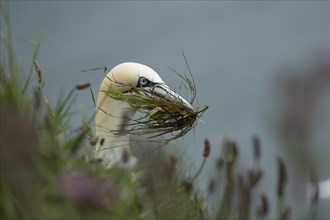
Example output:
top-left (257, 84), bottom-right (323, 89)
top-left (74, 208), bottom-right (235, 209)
top-left (103, 70), bottom-right (208, 143)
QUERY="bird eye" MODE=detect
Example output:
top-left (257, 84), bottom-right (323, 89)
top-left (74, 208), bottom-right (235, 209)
top-left (139, 77), bottom-right (149, 87)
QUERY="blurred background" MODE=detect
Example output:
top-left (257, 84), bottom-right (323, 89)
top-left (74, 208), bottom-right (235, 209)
top-left (6, 1), bottom-right (329, 218)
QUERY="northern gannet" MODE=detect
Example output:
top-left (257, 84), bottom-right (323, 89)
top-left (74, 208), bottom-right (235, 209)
top-left (95, 62), bottom-right (193, 167)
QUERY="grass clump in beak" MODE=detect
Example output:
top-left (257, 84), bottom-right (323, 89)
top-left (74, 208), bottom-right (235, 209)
top-left (102, 67), bottom-right (208, 144)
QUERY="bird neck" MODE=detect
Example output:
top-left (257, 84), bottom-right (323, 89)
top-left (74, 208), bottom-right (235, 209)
top-left (95, 91), bottom-right (135, 166)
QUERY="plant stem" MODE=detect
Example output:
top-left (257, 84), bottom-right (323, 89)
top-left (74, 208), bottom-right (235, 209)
top-left (191, 157), bottom-right (206, 181)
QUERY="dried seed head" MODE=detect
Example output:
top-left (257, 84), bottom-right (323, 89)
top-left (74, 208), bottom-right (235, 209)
top-left (216, 158), bottom-right (224, 170)
top-left (33, 60), bottom-right (43, 85)
top-left (225, 163), bottom-right (234, 184)
top-left (203, 139), bottom-right (211, 158)
top-left (100, 138), bottom-right (105, 146)
top-left (252, 135), bottom-right (261, 160)
top-left (161, 155), bottom-right (177, 180)
top-left (75, 82), bottom-right (91, 90)
top-left (238, 174), bottom-right (245, 192)
top-left (223, 138), bottom-right (239, 163)
top-left (277, 158), bottom-right (287, 199)
top-left (256, 194), bottom-right (268, 218)
top-left (310, 170), bottom-right (319, 204)
top-left (89, 136), bottom-right (99, 146)
top-left (121, 149), bottom-right (130, 163)
top-left (208, 178), bottom-right (216, 194)
top-left (89, 158), bottom-right (104, 164)
top-left (168, 154), bottom-right (177, 166)
top-left (33, 87), bottom-right (42, 111)
top-left (103, 66), bottom-right (108, 73)
top-left (183, 180), bottom-right (193, 193)
top-left (311, 181), bottom-right (319, 205)
top-left (248, 169), bottom-right (263, 187)
top-left (231, 141), bottom-right (238, 160)
top-left (44, 97), bottom-right (54, 118)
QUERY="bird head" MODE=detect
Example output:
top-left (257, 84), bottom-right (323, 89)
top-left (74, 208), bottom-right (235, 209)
top-left (95, 62), bottom-right (200, 167)
top-left (100, 62), bottom-right (193, 109)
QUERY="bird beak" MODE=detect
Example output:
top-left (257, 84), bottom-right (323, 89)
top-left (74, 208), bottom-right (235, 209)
top-left (146, 84), bottom-right (194, 110)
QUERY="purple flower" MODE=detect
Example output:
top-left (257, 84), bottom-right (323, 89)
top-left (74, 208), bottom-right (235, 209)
top-left (58, 168), bottom-right (119, 208)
